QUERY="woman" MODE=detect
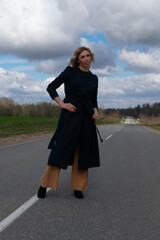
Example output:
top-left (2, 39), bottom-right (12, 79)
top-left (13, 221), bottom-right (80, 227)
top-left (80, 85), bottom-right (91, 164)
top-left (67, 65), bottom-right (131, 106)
top-left (37, 46), bottom-right (100, 199)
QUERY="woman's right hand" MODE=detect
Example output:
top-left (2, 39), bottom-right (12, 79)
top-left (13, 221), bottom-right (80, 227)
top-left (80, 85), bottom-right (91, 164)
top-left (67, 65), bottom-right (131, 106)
top-left (62, 102), bottom-right (77, 112)
top-left (54, 97), bottom-right (76, 112)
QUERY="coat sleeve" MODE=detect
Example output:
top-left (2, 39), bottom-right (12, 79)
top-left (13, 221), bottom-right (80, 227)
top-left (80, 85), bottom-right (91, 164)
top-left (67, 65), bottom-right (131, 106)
top-left (91, 76), bottom-right (98, 109)
top-left (46, 66), bottom-right (71, 100)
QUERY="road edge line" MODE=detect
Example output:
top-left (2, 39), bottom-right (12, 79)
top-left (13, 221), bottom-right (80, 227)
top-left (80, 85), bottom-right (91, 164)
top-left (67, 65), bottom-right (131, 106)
top-left (0, 188), bottom-right (51, 233)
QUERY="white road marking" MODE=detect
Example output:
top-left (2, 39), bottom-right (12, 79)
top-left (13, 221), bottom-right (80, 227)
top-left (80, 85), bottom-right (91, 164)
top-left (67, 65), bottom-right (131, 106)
top-left (0, 136), bottom-right (51, 149)
top-left (0, 188), bottom-right (51, 233)
top-left (105, 135), bottom-right (112, 140)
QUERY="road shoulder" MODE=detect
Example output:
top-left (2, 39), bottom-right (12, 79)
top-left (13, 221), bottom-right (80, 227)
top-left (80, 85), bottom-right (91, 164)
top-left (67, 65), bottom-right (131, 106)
top-left (142, 126), bottom-right (160, 134)
top-left (0, 132), bottom-right (53, 146)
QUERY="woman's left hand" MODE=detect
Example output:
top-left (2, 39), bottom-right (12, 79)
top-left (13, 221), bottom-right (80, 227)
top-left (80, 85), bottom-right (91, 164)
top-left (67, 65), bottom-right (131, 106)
top-left (92, 108), bottom-right (99, 120)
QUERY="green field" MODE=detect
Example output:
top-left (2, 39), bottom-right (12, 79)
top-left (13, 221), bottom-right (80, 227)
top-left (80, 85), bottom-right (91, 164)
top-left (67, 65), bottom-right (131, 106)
top-left (0, 116), bottom-right (59, 138)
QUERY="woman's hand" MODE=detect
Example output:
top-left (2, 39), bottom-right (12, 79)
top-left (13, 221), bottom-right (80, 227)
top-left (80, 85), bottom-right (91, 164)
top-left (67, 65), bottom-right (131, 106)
top-left (54, 97), bottom-right (76, 112)
top-left (92, 108), bottom-right (99, 120)
top-left (62, 102), bottom-right (77, 112)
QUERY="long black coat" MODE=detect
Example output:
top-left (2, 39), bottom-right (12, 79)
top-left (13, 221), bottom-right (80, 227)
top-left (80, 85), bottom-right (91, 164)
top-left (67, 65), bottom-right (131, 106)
top-left (47, 66), bottom-right (100, 170)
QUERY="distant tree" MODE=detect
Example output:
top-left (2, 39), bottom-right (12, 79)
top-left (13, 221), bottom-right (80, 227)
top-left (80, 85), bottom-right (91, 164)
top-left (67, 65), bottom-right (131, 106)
top-left (134, 104), bottom-right (141, 117)
top-left (13, 104), bottom-right (22, 117)
top-left (0, 97), bottom-right (15, 116)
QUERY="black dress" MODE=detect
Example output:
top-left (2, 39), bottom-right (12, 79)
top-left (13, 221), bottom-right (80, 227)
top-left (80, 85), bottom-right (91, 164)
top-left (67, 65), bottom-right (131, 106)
top-left (47, 66), bottom-right (100, 170)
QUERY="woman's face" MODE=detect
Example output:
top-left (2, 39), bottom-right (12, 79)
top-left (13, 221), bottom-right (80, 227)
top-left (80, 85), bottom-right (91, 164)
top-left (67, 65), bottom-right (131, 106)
top-left (78, 50), bottom-right (92, 71)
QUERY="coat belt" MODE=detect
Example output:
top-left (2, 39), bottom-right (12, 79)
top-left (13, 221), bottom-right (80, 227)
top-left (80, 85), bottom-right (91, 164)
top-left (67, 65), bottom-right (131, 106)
top-left (65, 95), bottom-right (103, 143)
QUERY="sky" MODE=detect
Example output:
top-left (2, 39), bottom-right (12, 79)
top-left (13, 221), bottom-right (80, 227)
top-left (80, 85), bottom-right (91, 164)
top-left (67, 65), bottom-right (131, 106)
top-left (0, 0), bottom-right (160, 108)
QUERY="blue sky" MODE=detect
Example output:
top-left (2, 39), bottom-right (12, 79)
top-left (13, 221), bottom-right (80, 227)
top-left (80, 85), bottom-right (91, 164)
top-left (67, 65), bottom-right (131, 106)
top-left (0, 0), bottom-right (160, 108)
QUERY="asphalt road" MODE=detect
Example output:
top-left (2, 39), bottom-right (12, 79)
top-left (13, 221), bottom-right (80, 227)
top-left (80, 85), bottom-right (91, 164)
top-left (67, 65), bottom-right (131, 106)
top-left (1, 118), bottom-right (160, 240)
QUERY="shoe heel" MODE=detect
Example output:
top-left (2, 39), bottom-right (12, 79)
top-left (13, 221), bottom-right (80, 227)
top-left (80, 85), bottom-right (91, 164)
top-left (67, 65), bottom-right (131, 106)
top-left (37, 186), bottom-right (46, 198)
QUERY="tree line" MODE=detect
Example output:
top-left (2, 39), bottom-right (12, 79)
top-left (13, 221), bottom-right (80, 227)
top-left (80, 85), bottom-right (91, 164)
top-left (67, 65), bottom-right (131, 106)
top-left (0, 97), bottom-right (160, 118)
top-left (105, 102), bottom-right (160, 118)
top-left (0, 97), bottom-right (61, 118)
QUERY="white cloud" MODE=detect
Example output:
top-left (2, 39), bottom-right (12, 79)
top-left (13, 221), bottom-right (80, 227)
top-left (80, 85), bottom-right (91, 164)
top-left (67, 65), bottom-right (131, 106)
top-left (0, 0), bottom-right (89, 60)
top-left (98, 74), bottom-right (160, 107)
top-left (118, 48), bottom-right (160, 73)
top-left (0, 67), bottom-right (48, 103)
top-left (0, 67), bottom-right (65, 103)
top-left (83, 0), bottom-right (160, 46)
top-left (92, 65), bottom-right (119, 76)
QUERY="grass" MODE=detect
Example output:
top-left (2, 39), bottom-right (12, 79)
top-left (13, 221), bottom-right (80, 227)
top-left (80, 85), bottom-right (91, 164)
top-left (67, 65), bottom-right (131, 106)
top-left (0, 116), bottom-right (59, 138)
top-left (96, 116), bottom-right (122, 125)
top-left (139, 115), bottom-right (160, 132)
top-left (146, 125), bottom-right (160, 131)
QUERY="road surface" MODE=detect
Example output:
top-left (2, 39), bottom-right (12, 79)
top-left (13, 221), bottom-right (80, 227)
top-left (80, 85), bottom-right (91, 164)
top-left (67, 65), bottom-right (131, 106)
top-left (0, 118), bottom-right (160, 239)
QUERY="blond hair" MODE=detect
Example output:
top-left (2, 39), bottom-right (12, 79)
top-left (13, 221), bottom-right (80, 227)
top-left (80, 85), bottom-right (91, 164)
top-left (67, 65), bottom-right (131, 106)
top-left (69, 46), bottom-right (95, 67)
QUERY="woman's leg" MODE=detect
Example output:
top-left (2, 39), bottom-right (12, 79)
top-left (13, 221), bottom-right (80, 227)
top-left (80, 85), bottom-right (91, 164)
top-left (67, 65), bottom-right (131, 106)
top-left (70, 144), bottom-right (88, 191)
top-left (41, 165), bottom-right (60, 191)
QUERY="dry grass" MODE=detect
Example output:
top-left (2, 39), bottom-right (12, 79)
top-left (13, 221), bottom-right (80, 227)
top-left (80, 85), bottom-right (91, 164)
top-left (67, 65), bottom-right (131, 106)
top-left (139, 115), bottom-right (160, 125)
top-left (97, 113), bottom-right (122, 125)
top-left (139, 115), bottom-right (160, 132)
